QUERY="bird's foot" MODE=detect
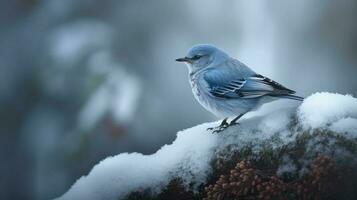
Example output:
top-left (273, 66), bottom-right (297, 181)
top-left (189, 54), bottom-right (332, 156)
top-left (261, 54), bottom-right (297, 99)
top-left (207, 118), bottom-right (231, 134)
top-left (207, 125), bottom-right (229, 134)
top-left (207, 114), bottom-right (244, 134)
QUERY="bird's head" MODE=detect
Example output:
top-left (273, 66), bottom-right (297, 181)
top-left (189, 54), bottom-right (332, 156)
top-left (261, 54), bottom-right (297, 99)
top-left (176, 44), bottom-right (229, 73)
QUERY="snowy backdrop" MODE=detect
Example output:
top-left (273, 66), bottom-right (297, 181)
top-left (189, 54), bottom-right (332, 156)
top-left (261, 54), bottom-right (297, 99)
top-left (2, 1), bottom-right (357, 200)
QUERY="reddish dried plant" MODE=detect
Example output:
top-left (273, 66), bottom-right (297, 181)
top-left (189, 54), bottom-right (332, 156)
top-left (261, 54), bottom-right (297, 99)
top-left (204, 155), bottom-right (338, 200)
top-left (292, 155), bottom-right (337, 200)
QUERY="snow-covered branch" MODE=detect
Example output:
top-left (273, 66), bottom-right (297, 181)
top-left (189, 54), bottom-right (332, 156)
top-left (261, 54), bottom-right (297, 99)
top-left (56, 92), bottom-right (357, 200)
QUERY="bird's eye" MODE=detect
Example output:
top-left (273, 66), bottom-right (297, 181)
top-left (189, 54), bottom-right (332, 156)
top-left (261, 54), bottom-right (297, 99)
top-left (191, 55), bottom-right (202, 60)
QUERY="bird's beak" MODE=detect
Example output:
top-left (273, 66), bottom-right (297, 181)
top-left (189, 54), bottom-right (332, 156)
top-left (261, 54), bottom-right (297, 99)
top-left (175, 57), bottom-right (191, 63)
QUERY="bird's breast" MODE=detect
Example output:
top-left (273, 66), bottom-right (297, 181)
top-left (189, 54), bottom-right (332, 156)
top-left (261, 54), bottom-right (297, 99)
top-left (189, 76), bottom-right (216, 112)
top-left (189, 74), bottom-right (201, 97)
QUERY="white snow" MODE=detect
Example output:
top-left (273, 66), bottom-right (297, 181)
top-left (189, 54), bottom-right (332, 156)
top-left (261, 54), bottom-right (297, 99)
top-left (57, 123), bottom-right (217, 200)
top-left (276, 155), bottom-right (297, 176)
top-left (57, 92), bottom-right (357, 200)
top-left (330, 117), bottom-right (357, 139)
top-left (298, 92), bottom-right (357, 130)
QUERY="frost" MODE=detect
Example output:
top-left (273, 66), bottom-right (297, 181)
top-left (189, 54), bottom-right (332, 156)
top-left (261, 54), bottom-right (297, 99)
top-left (298, 92), bottom-right (357, 130)
top-left (57, 124), bottom-right (217, 200)
top-left (330, 118), bottom-right (357, 139)
top-left (276, 155), bottom-right (297, 177)
top-left (56, 92), bottom-right (357, 200)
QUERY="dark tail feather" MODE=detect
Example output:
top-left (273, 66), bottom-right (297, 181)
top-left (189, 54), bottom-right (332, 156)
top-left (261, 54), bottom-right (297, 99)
top-left (279, 94), bottom-right (304, 101)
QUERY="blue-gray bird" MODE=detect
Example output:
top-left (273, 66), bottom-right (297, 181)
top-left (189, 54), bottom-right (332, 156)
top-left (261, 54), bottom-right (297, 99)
top-left (176, 44), bottom-right (303, 133)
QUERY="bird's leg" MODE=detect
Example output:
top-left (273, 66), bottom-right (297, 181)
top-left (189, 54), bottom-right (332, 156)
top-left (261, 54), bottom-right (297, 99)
top-left (207, 114), bottom-right (245, 134)
top-left (207, 118), bottom-right (229, 133)
top-left (218, 118), bottom-right (229, 128)
top-left (229, 114), bottom-right (244, 126)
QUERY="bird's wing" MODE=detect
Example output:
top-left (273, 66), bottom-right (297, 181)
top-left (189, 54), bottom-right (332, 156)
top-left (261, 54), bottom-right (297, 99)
top-left (203, 61), bottom-right (295, 99)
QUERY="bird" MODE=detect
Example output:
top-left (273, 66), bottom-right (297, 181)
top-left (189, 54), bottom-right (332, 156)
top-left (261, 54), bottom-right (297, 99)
top-left (176, 44), bottom-right (303, 133)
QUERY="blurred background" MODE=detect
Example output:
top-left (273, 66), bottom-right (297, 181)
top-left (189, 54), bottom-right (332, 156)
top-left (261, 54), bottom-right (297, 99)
top-left (1, 0), bottom-right (357, 199)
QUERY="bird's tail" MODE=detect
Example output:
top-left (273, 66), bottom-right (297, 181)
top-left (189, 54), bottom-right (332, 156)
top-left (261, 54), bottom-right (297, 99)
top-left (279, 94), bottom-right (304, 101)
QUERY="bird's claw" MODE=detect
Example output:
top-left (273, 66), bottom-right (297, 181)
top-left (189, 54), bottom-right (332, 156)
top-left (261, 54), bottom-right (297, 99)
top-left (211, 123), bottom-right (239, 133)
top-left (207, 121), bottom-right (228, 134)
top-left (207, 115), bottom-right (243, 134)
top-left (207, 125), bottom-right (226, 133)
top-left (207, 121), bottom-right (240, 134)
top-left (211, 126), bottom-right (227, 134)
